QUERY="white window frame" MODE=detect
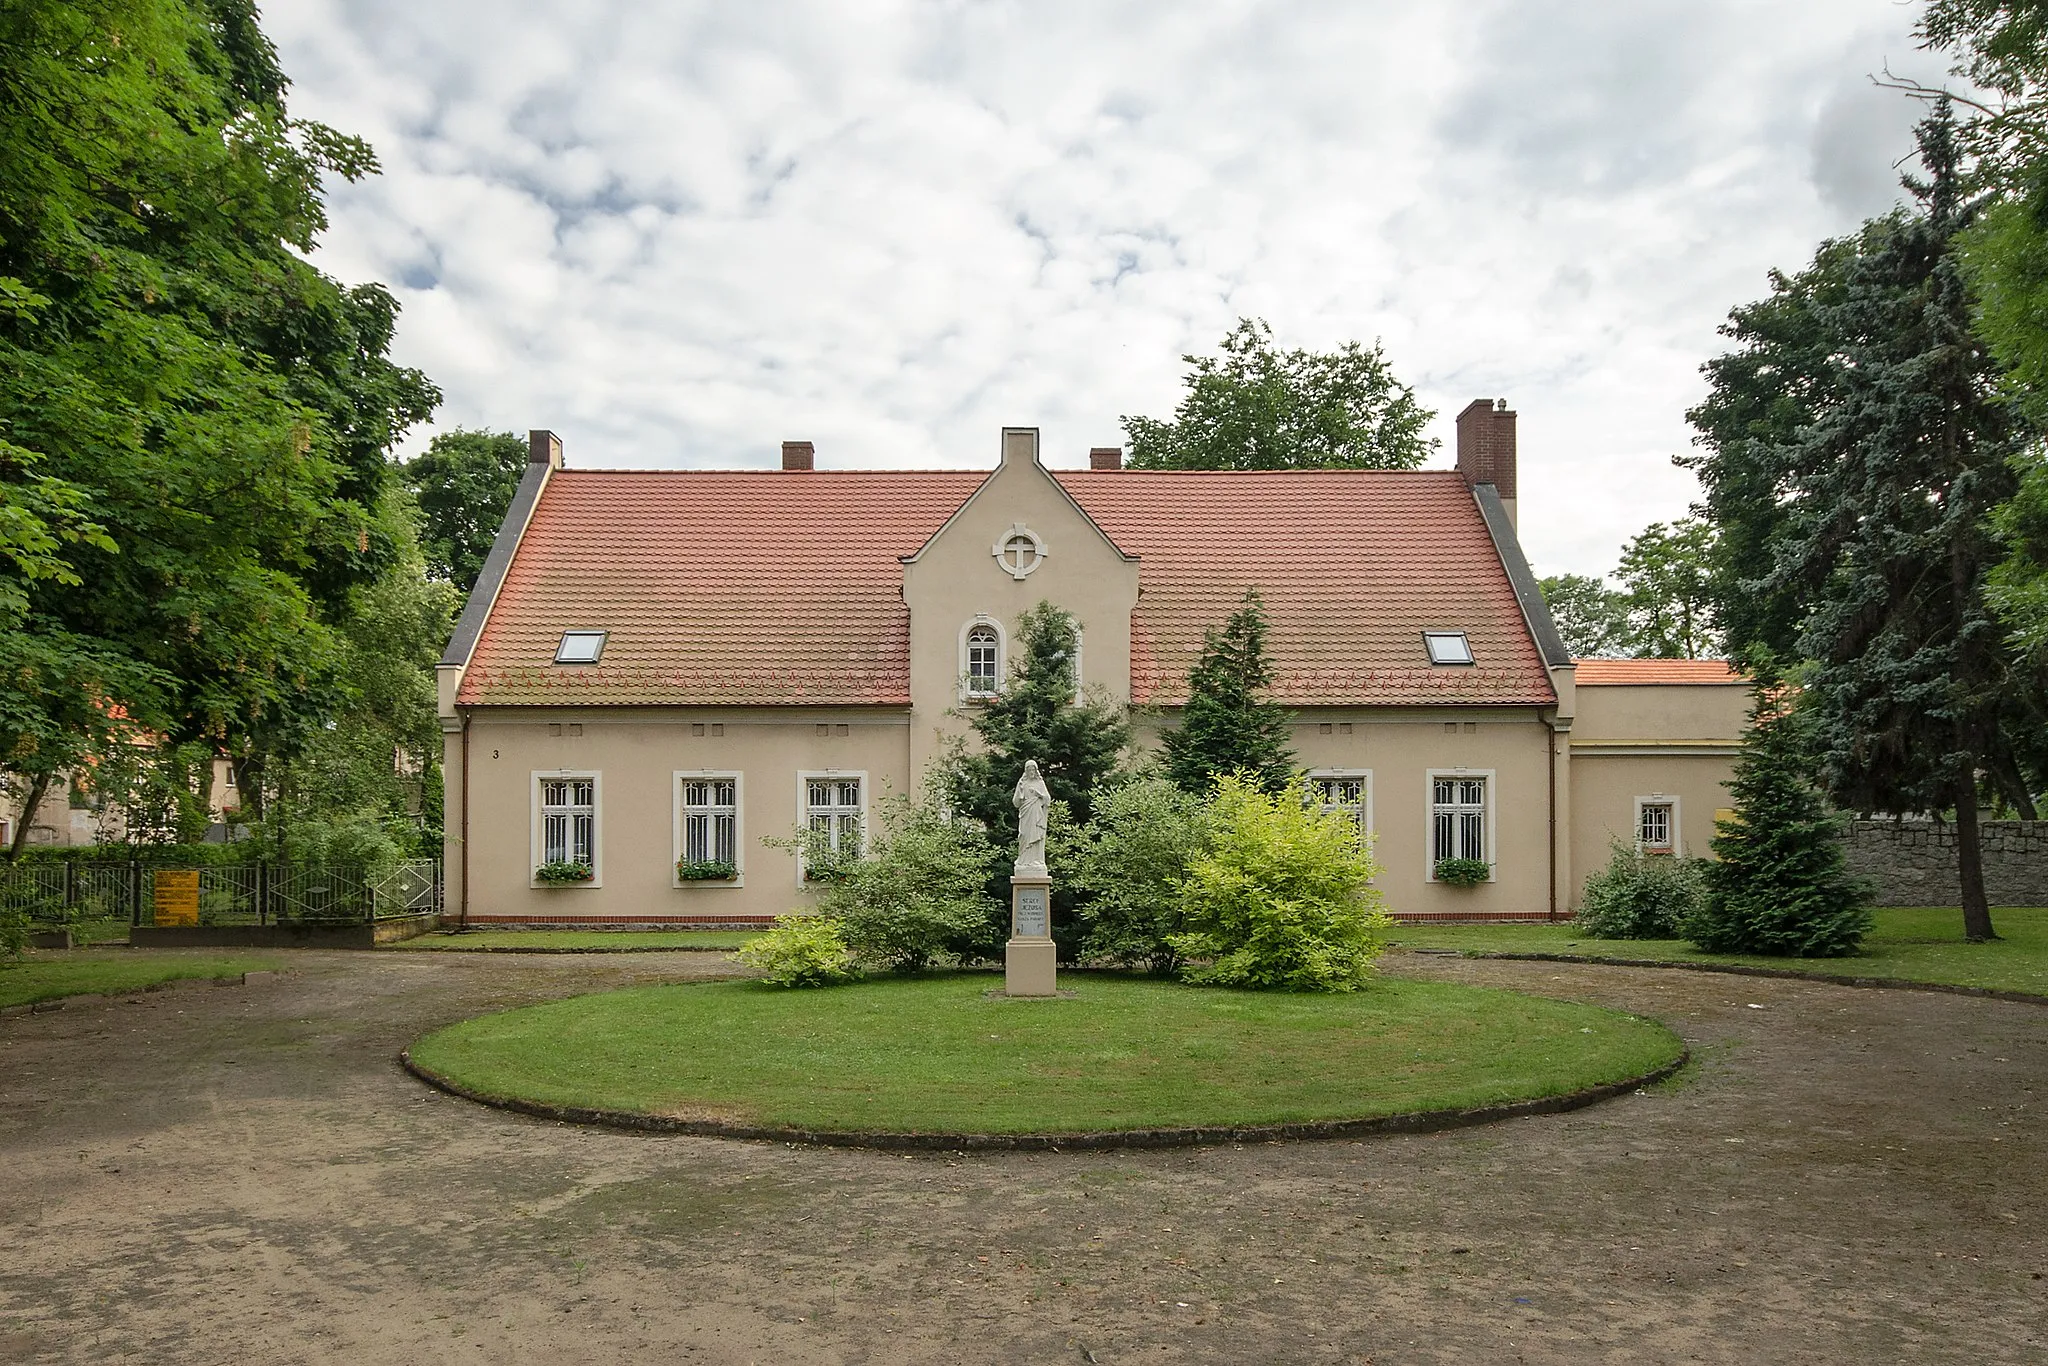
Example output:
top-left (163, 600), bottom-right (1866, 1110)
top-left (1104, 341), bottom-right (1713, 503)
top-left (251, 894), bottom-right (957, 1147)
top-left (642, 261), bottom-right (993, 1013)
top-left (1634, 794), bottom-right (1681, 856)
top-left (1425, 768), bottom-right (1495, 881)
top-left (795, 769), bottom-right (868, 888)
top-left (1423, 630), bottom-right (1474, 665)
top-left (1306, 769), bottom-right (1375, 841)
top-left (530, 770), bottom-right (602, 887)
top-left (959, 615), bottom-right (1006, 702)
top-left (673, 770), bottom-right (744, 888)
top-left (554, 630), bottom-right (607, 664)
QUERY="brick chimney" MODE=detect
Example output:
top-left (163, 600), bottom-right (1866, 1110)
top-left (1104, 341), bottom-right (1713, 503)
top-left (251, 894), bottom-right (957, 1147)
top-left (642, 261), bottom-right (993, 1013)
top-left (528, 429), bottom-right (563, 469)
top-left (781, 440), bottom-right (815, 471)
top-left (1088, 446), bottom-right (1123, 471)
top-left (1455, 399), bottom-right (1516, 526)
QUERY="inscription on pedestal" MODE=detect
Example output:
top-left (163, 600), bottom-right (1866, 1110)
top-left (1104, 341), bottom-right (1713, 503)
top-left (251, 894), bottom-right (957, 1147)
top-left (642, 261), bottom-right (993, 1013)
top-left (1014, 885), bottom-right (1048, 939)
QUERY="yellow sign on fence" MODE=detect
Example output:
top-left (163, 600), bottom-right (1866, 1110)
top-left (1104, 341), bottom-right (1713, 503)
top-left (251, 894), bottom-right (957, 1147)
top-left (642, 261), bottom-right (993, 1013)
top-left (152, 869), bottom-right (200, 926)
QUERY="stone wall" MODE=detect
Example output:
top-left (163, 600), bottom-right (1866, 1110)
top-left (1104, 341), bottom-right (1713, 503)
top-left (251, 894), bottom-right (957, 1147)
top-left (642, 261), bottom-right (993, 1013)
top-left (1838, 820), bottom-right (2048, 907)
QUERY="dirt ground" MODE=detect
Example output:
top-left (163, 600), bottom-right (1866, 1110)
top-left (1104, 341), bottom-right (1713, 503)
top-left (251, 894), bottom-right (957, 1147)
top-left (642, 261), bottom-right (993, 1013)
top-left (1, 949), bottom-right (2042, 1365)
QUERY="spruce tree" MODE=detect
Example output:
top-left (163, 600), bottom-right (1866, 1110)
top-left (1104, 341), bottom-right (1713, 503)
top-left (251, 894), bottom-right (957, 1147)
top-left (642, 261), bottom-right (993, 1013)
top-left (1768, 103), bottom-right (2033, 942)
top-left (943, 601), bottom-right (1129, 843)
top-left (1162, 589), bottom-right (1296, 795)
top-left (1688, 669), bottom-right (1871, 957)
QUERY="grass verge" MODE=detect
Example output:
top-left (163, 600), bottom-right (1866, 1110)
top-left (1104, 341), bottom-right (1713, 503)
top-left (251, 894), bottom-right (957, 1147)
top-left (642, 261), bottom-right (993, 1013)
top-left (391, 928), bottom-right (761, 952)
top-left (0, 950), bottom-right (286, 1009)
top-left (1394, 906), bottom-right (2048, 997)
top-left (407, 974), bottom-right (1682, 1135)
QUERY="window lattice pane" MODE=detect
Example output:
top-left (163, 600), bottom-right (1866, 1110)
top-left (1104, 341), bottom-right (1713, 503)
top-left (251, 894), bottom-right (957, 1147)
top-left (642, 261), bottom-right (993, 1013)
top-left (541, 778), bottom-right (596, 868)
top-left (1430, 775), bottom-right (1486, 868)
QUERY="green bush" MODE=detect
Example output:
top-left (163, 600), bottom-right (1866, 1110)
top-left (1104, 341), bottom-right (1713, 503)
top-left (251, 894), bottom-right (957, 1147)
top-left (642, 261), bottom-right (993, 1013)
top-left (675, 859), bottom-right (738, 881)
top-left (12, 843), bottom-right (257, 867)
top-left (1074, 774), bottom-right (1212, 973)
top-left (1574, 840), bottom-right (1705, 938)
top-left (1432, 857), bottom-right (1491, 886)
top-left (278, 811), bottom-right (405, 873)
top-left (533, 860), bottom-right (593, 884)
top-left (731, 916), bottom-right (861, 987)
top-left (819, 793), bottom-right (998, 972)
top-left (0, 903), bottom-right (27, 960)
top-left (1171, 774), bottom-right (1393, 992)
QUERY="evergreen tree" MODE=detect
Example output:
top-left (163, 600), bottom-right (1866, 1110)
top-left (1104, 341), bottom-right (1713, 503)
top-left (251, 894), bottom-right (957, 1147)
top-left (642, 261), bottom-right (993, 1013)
top-left (1687, 669), bottom-right (1871, 957)
top-left (1769, 104), bottom-right (2034, 941)
top-left (1683, 235), bottom-right (1862, 657)
top-left (1162, 589), bottom-right (1296, 794)
top-left (943, 601), bottom-right (1129, 844)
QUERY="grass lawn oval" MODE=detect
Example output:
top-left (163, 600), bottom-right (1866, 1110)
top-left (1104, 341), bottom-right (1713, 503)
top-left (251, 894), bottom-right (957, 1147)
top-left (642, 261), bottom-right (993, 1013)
top-left (405, 975), bottom-right (1686, 1148)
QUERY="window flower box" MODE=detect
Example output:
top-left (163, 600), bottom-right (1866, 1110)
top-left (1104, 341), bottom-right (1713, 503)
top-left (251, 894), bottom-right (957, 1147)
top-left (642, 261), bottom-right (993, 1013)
top-left (534, 860), bottom-right (594, 885)
top-left (1432, 857), bottom-right (1492, 886)
top-left (676, 859), bottom-right (738, 882)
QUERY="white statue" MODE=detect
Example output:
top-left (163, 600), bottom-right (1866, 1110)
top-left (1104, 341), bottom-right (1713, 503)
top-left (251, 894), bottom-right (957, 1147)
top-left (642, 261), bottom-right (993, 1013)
top-left (1012, 759), bottom-right (1051, 875)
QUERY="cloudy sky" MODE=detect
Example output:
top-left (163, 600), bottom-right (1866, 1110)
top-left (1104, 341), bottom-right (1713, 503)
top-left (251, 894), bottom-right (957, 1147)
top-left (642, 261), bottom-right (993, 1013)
top-left (269, 0), bottom-right (1947, 579)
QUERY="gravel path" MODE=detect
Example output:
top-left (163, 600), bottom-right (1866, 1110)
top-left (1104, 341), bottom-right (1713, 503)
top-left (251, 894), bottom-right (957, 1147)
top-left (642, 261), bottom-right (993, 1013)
top-left (1, 948), bottom-right (2041, 1364)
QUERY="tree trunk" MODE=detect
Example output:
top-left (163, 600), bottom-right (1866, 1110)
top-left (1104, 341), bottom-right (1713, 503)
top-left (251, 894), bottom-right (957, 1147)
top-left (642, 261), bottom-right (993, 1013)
top-left (5, 772), bottom-right (53, 862)
top-left (1954, 767), bottom-right (1997, 942)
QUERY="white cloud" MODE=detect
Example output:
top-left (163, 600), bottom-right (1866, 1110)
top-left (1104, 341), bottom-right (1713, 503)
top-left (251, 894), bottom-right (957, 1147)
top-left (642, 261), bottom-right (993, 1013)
top-left (267, 0), bottom-right (1940, 577)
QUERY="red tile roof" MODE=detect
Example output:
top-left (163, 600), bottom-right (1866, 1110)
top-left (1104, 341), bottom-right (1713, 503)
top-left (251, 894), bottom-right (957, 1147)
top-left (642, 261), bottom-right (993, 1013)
top-left (457, 467), bottom-right (1556, 708)
top-left (1061, 471), bottom-right (1553, 706)
top-left (1572, 658), bottom-right (1742, 685)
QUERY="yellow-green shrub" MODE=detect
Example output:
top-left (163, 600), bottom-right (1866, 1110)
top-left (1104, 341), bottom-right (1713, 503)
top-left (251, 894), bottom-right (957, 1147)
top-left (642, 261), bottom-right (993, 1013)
top-left (1170, 774), bottom-right (1393, 991)
top-left (730, 916), bottom-right (861, 988)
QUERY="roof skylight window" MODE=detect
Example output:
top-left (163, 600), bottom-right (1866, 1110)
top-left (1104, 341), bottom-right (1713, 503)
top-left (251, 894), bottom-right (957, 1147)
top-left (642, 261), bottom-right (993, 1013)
top-left (555, 631), bottom-right (607, 664)
top-left (1423, 631), bottom-right (1474, 666)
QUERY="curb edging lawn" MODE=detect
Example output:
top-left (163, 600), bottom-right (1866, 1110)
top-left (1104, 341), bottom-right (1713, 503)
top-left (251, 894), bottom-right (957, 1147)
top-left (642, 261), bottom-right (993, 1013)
top-left (397, 1046), bottom-right (1690, 1153)
top-left (394, 943), bottom-right (739, 955)
top-left (0, 969), bottom-right (287, 1017)
top-left (1456, 951), bottom-right (2048, 1007)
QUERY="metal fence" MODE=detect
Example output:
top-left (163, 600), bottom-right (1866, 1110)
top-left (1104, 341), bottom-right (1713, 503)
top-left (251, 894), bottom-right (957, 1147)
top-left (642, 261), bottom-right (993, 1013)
top-left (0, 860), bottom-right (441, 927)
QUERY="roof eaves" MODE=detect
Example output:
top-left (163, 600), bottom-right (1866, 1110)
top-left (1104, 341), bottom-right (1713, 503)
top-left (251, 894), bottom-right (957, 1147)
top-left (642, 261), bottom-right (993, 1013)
top-left (1471, 483), bottom-right (1572, 671)
top-left (440, 460), bottom-right (553, 669)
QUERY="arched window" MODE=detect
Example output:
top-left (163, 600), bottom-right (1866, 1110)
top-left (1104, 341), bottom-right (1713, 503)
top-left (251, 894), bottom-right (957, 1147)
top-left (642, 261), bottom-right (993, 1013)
top-left (966, 623), bottom-right (1001, 697)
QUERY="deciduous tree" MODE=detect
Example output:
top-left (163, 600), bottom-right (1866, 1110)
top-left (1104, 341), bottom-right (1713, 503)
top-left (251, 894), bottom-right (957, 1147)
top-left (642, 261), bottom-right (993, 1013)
top-left (403, 429), bottom-right (527, 591)
top-left (0, 0), bottom-right (437, 831)
top-left (1615, 518), bottom-right (1720, 660)
top-left (1123, 319), bottom-right (1434, 470)
top-left (1538, 573), bottom-right (1634, 658)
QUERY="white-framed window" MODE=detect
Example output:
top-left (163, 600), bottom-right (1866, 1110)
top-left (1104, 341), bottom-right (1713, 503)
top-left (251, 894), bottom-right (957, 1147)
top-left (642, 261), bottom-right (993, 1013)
top-left (960, 616), bottom-right (1004, 700)
top-left (531, 771), bottom-right (601, 885)
top-left (674, 772), bottom-right (742, 885)
top-left (1307, 770), bottom-right (1374, 841)
top-left (1423, 631), bottom-right (1474, 665)
top-left (1426, 769), bottom-right (1493, 878)
top-left (555, 630), bottom-right (607, 664)
top-left (1635, 795), bottom-right (1680, 855)
top-left (797, 771), bottom-right (866, 883)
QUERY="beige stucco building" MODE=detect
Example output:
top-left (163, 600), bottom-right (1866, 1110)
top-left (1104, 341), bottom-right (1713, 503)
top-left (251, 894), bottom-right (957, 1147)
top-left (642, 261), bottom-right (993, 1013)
top-left (437, 402), bottom-right (1748, 926)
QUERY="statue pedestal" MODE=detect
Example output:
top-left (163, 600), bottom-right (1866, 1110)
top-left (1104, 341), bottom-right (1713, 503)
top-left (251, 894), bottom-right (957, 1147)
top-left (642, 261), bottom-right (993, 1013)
top-left (1005, 873), bottom-right (1056, 998)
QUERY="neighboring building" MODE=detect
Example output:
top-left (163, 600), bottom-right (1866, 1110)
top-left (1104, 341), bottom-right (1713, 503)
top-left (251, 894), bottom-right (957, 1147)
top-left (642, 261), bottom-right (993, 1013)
top-left (437, 404), bottom-right (1747, 925)
top-left (0, 760), bottom-right (241, 849)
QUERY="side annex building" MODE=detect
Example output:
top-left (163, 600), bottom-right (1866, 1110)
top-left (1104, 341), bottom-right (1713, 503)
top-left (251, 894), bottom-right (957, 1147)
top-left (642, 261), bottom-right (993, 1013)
top-left (437, 402), bottom-right (1746, 925)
